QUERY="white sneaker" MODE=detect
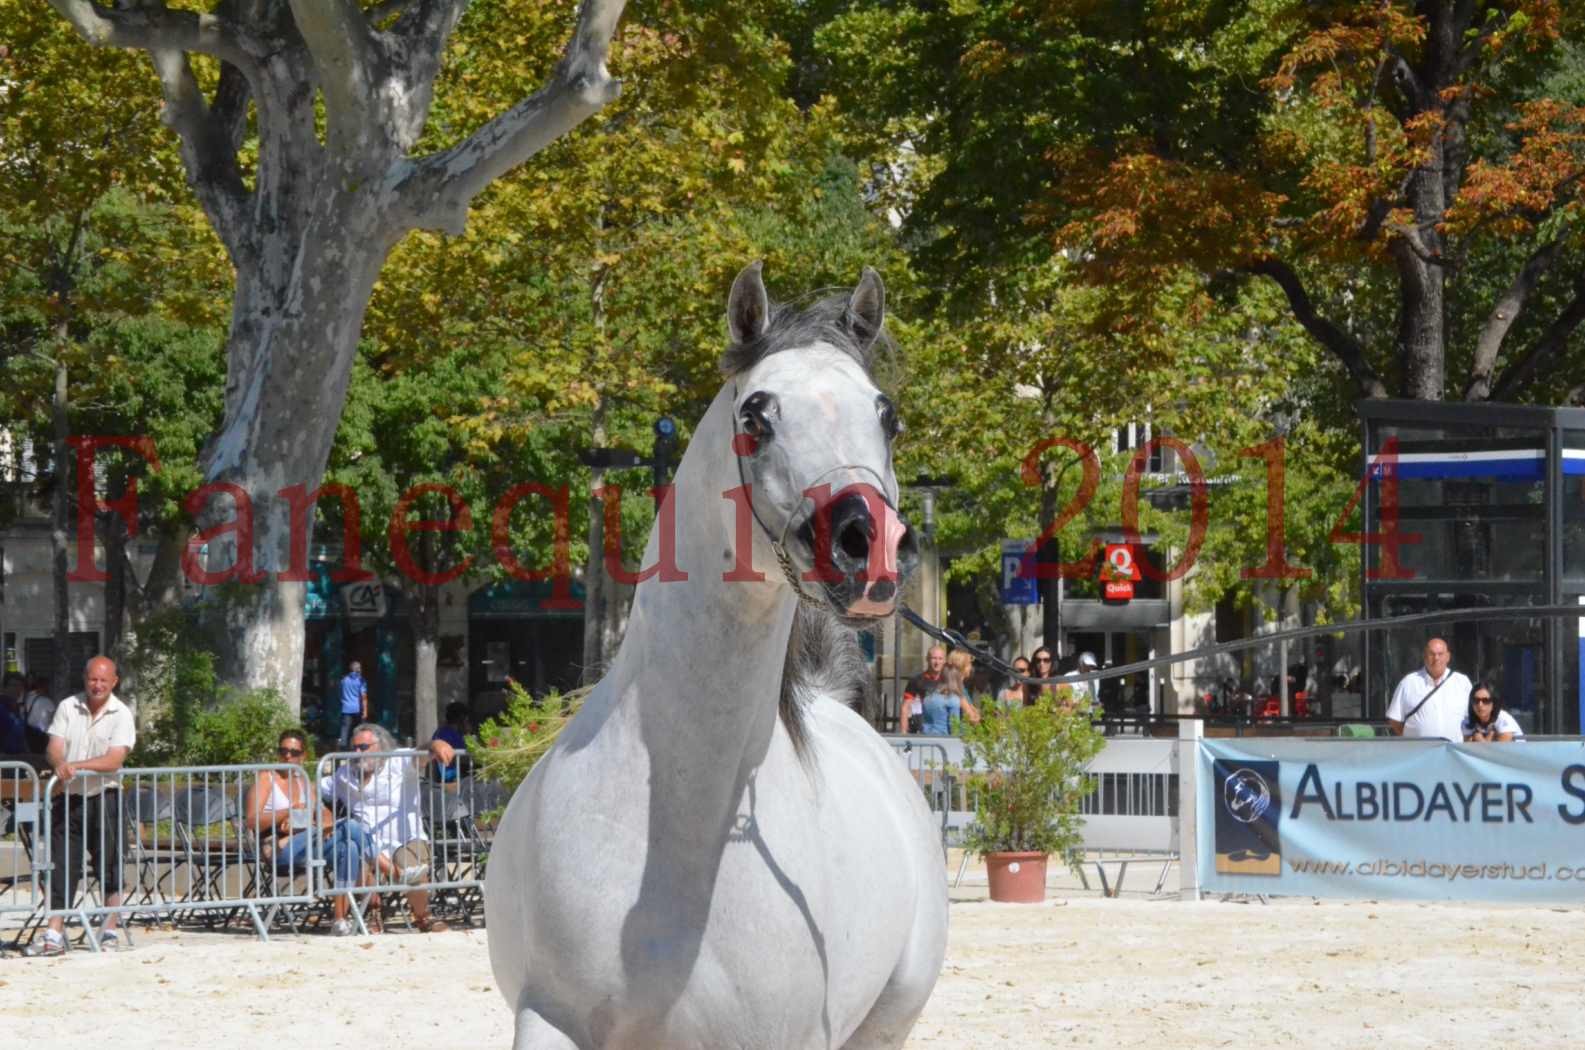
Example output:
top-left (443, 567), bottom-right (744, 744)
top-left (98, 929), bottom-right (121, 951)
top-left (26, 929), bottom-right (67, 957)
top-left (330, 918), bottom-right (354, 937)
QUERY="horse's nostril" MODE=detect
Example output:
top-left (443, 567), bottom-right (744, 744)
top-left (868, 579), bottom-right (896, 603)
top-left (838, 521), bottom-right (870, 562)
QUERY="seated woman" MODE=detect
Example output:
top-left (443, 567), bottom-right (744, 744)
top-left (243, 728), bottom-right (372, 935)
top-left (1462, 684), bottom-right (1524, 742)
top-left (920, 666), bottom-right (981, 736)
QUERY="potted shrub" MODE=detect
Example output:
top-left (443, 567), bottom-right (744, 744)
top-left (960, 690), bottom-right (1105, 902)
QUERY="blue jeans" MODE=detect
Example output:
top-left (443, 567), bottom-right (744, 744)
top-left (274, 820), bottom-right (372, 888)
top-left (338, 714), bottom-right (360, 749)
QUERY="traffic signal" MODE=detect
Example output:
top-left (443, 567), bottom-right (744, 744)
top-left (652, 416), bottom-right (678, 488)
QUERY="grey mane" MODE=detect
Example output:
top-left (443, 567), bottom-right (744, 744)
top-left (720, 292), bottom-right (893, 379)
top-left (778, 603), bottom-right (876, 765)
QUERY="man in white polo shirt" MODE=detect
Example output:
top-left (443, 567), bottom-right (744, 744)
top-left (1385, 637), bottom-right (1470, 742)
top-left (33, 656), bottom-right (136, 956)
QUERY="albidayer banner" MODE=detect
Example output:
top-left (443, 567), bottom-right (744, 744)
top-left (1198, 739), bottom-right (1585, 901)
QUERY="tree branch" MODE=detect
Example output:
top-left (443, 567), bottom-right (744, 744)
top-left (1246, 258), bottom-right (1389, 399)
top-left (395, 0), bottom-right (628, 234)
top-left (146, 48), bottom-right (253, 262)
top-left (45, 0), bottom-right (266, 73)
top-left (383, 0), bottom-right (470, 148)
top-left (1490, 271), bottom-right (1585, 401)
top-left (1465, 239), bottom-right (1561, 400)
top-left (287, 0), bottom-right (379, 156)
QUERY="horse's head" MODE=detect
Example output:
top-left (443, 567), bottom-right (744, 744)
top-left (722, 262), bottom-right (919, 621)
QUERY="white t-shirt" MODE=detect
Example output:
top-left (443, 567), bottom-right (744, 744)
top-left (1385, 668), bottom-right (1471, 742)
top-left (1461, 709), bottom-right (1525, 741)
top-left (320, 756), bottom-right (426, 857)
top-left (47, 692), bottom-right (136, 796)
top-left (24, 691), bottom-right (56, 734)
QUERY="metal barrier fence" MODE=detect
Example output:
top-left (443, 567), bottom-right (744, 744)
top-left (0, 754), bottom-right (504, 951)
top-left (313, 749), bottom-right (498, 935)
top-left (37, 764), bottom-right (323, 948)
top-left (887, 740), bottom-right (952, 859)
top-left (1, 761), bottom-right (43, 945)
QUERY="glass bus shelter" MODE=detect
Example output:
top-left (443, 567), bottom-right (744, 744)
top-left (1359, 399), bottom-right (1585, 734)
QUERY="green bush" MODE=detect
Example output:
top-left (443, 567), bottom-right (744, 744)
top-left (135, 686), bottom-right (298, 767)
top-left (125, 608), bottom-right (300, 767)
top-left (468, 678), bottom-right (580, 799)
top-left (959, 695), bottom-right (1105, 865)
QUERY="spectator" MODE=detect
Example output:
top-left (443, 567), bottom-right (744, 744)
top-left (900, 645), bottom-right (946, 734)
top-left (321, 722), bottom-right (453, 933)
top-left (995, 657), bottom-right (1030, 712)
top-left (337, 660), bottom-right (369, 749)
top-left (22, 676), bottom-right (55, 754)
top-left (431, 702), bottom-right (470, 783)
top-left (945, 649), bottom-right (976, 692)
top-left (1385, 637), bottom-right (1471, 742)
top-left (920, 666), bottom-right (980, 736)
top-left (1027, 646), bottom-right (1058, 705)
top-left (32, 656), bottom-right (135, 956)
top-left (0, 672), bottom-right (23, 720)
top-left (243, 728), bottom-right (373, 935)
top-left (0, 700), bottom-right (27, 754)
top-left (1063, 651), bottom-right (1100, 708)
top-left (1462, 683), bottom-right (1523, 743)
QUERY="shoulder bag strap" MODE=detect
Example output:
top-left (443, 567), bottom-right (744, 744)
top-left (1401, 673), bottom-right (1450, 725)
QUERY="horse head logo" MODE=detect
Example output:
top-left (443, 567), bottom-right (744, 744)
top-left (1222, 767), bottom-right (1272, 824)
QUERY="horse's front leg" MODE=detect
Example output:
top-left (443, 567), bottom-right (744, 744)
top-left (513, 1007), bottom-right (580, 1050)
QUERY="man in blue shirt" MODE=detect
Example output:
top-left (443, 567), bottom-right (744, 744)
top-left (338, 661), bottom-right (369, 749)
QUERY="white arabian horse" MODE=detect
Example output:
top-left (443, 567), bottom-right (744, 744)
top-left (486, 263), bottom-right (947, 1048)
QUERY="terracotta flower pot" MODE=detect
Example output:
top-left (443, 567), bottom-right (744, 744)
top-left (985, 851), bottom-right (1048, 903)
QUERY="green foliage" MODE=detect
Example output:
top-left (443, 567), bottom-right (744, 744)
top-left (467, 679), bottom-right (580, 798)
top-left (126, 608), bottom-right (296, 766)
top-left (959, 697), bottom-right (1105, 863)
top-left (174, 689), bottom-right (299, 768)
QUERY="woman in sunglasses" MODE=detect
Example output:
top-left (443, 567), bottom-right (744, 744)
top-left (1026, 647), bottom-right (1058, 705)
top-left (243, 728), bottom-right (372, 935)
top-left (1462, 683), bottom-right (1524, 743)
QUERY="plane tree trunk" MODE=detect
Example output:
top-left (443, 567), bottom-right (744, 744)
top-left (46, 0), bottom-right (629, 711)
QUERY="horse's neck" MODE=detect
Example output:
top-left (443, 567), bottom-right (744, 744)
top-left (606, 386), bottom-right (795, 790)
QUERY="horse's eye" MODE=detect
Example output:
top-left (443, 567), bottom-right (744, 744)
top-left (739, 391), bottom-right (778, 440)
top-left (877, 396), bottom-right (901, 440)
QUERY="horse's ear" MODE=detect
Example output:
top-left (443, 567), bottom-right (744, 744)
top-left (728, 261), bottom-right (770, 345)
top-left (847, 267), bottom-right (885, 352)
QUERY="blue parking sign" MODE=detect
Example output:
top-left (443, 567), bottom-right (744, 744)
top-left (1000, 540), bottom-right (1039, 605)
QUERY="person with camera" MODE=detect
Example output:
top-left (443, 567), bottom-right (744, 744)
top-left (1461, 683), bottom-right (1524, 743)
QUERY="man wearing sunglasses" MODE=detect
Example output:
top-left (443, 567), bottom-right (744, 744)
top-left (320, 723), bottom-right (455, 933)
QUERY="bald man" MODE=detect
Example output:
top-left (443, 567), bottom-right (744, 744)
top-left (34, 656), bottom-right (136, 955)
top-left (1385, 637), bottom-right (1471, 742)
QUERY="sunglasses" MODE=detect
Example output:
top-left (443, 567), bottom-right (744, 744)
top-left (278, 745), bottom-right (304, 757)
top-left (1473, 696), bottom-right (1493, 703)
top-left (1035, 657), bottom-right (1053, 663)
top-left (352, 743), bottom-right (374, 752)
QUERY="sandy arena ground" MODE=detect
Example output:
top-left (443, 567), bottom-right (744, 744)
top-left (5, 860), bottom-right (1583, 1049)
